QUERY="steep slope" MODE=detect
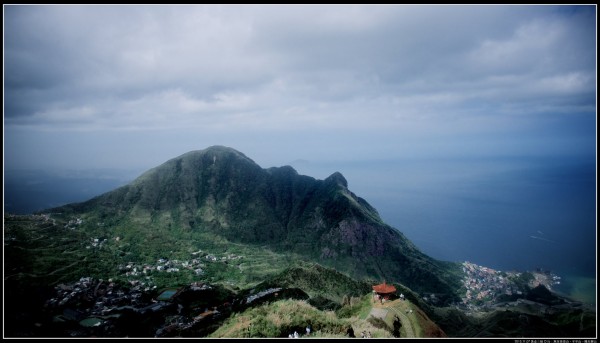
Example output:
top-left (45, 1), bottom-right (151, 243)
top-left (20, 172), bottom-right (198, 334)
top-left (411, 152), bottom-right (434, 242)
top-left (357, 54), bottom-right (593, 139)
top-left (253, 263), bottom-right (373, 304)
top-left (52, 145), bottom-right (462, 301)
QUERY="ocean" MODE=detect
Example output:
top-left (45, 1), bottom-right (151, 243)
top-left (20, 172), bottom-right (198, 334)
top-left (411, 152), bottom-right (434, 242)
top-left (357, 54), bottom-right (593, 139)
top-left (293, 155), bottom-right (597, 304)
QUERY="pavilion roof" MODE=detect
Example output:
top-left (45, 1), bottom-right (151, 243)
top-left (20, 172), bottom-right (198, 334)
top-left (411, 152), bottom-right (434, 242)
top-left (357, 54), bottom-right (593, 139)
top-left (372, 282), bottom-right (396, 294)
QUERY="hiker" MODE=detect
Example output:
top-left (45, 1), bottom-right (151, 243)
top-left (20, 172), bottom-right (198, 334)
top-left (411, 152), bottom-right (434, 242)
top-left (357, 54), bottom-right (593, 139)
top-left (347, 326), bottom-right (355, 338)
top-left (361, 330), bottom-right (366, 338)
top-left (293, 331), bottom-right (299, 338)
top-left (306, 324), bottom-right (311, 335)
top-left (367, 331), bottom-right (372, 338)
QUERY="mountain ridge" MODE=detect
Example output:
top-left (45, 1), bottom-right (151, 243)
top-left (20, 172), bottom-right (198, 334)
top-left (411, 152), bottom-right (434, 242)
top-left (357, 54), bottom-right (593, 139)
top-left (52, 145), bottom-right (462, 301)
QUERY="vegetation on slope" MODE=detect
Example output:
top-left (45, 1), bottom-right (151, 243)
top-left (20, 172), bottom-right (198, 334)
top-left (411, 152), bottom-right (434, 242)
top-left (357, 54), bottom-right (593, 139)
top-left (48, 145), bottom-right (463, 301)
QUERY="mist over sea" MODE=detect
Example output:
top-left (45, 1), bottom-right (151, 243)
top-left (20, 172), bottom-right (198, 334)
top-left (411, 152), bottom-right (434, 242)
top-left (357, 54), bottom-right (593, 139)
top-left (4, 154), bottom-right (596, 303)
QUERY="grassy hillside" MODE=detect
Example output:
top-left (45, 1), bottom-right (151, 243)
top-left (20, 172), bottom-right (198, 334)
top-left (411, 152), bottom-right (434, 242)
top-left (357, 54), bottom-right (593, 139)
top-left (209, 299), bottom-right (372, 338)
top-left (210, 293), bottom-right (447, 338)
top-left (254, 263), bottom-right (372, 303)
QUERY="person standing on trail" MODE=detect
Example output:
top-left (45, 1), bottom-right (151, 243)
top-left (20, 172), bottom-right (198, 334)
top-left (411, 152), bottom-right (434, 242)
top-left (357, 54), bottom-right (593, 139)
top-left (306, 324), bottom-right (311, 335)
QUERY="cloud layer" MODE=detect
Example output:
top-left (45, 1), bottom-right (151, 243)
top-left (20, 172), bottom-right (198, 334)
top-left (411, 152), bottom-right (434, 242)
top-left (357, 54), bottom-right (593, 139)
top-left (4, 5), bottom-right (596, 170)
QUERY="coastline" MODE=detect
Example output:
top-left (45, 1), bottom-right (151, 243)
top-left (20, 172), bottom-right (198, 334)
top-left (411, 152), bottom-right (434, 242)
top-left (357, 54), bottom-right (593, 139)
top-left (552, 274), bottom-right (596, 307)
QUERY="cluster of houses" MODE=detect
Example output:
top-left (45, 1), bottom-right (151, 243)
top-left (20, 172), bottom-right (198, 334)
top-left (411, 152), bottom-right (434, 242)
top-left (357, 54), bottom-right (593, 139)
top-left (462, 262), bottom-right (560, 310)
top-left (193, 250), bottom-right (243, 263)
top-left (46, 277), bottom-right (158, 318)
top-left (461, 262), bottom-right (523, 307)
top-left (118, 258), bottom-right (201, 277)
top-left (117, 250), bottom-right (244, 280)
top-left (43, 276), bottom-right (228, 337)
top-left (64, 217), bottom-right (83, 229)
top-left (460, 261), bottom-right (564, 311)
top-left (42, 274), bottom-right (305, 337)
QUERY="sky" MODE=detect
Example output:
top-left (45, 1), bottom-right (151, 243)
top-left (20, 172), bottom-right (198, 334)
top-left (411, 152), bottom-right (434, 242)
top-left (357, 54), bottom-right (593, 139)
top-left (3, 5), bottom-right (597, 173)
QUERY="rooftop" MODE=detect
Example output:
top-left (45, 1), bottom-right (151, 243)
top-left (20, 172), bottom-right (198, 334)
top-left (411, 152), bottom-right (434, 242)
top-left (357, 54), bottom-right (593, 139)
top-left (372, 282), bottom-right (396, 294)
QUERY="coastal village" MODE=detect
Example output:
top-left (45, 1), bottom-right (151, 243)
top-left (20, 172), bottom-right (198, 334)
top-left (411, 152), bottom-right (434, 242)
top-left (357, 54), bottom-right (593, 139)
top-left (457, 261), bottom-right (562, 312)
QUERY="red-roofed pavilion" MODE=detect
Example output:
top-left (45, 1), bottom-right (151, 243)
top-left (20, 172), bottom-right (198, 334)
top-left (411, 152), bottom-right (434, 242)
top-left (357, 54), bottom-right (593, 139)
top-left (372, 282), bottom-right (396, 301)
top-left (373, 281), bottom-right (396, 294)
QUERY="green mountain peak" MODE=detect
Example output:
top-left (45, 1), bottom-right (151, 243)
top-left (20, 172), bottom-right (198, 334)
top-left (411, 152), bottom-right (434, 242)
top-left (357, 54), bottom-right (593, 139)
top-left (49, 146), bottom-right (463, 302)
top-left (325, 171), bottom-right (348, 188)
